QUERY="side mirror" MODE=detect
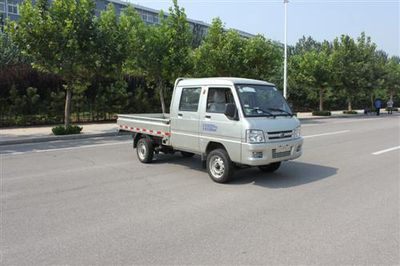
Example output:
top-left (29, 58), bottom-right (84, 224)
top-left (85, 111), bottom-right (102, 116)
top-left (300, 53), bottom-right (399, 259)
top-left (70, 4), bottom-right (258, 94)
top-left (224, 103), bottom-right (238, 121)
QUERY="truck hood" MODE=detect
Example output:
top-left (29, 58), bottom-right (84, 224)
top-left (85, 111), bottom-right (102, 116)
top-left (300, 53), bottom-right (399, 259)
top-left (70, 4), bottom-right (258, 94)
top-left (243, 116), bottom-right (301, 133)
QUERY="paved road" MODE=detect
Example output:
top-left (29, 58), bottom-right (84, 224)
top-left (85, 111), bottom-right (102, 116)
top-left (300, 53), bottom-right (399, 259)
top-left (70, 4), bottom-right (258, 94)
top-left (1, 115), bottom-right (399, 265)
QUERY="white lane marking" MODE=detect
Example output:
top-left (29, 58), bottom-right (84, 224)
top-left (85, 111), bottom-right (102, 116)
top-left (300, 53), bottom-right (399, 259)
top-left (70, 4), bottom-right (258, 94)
top-left (303, 130), bottom-right (350, 139)
top-left (1, 141), bottom-right (131, 156)
top-left (372, 146), bottom-right (400, 155)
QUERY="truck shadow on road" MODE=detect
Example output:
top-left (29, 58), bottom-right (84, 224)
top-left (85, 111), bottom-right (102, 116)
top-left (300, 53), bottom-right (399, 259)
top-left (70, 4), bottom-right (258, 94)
top-left (154, 155), bottom-right (337, 188)
top-left (230, 161), bottom-right (337, 188)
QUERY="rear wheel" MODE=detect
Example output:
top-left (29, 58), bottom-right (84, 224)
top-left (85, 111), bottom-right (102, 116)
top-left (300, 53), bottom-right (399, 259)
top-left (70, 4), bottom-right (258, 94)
top-left (206, 149), bottom-right (234, 183)
top-left (180, 151), bottom-right (195, 158)
top-left (136, 138), bottom-right (154, 163)
top-left (258, 162), bottom-right (281, 172)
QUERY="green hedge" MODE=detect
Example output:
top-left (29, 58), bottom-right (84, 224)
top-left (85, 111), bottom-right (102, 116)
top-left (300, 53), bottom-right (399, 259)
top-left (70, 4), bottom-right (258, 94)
top-left (385, 107), bottom-right (398, 111)
top-left (52, 125), bottom-right (83, 135)
top-left (343, 110), bottom-right (358, 114)
top-left (312, 110), bottom-right (331, 116)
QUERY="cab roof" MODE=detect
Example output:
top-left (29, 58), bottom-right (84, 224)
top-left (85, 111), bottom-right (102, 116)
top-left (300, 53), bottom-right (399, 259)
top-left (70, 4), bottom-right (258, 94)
top-left (177, 77), bottom-right (275, 87)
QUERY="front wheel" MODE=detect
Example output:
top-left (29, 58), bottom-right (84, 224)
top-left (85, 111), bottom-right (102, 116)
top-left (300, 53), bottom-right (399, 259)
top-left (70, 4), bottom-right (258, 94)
top-left (258, 162), bottom-right (281, 172)
top-left (136, 138), bottom-right (154, 163)
top-left (206, 149), bottom-right (234, 183)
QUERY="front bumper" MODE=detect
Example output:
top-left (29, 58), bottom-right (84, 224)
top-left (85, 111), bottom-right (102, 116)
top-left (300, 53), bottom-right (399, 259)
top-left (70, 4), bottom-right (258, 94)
top-left (241, 137), bottom-right (303, 166)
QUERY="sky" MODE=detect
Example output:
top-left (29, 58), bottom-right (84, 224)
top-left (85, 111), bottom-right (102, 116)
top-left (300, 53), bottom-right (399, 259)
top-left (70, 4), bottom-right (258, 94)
top-left (131, 0), bottom-right (400, 56)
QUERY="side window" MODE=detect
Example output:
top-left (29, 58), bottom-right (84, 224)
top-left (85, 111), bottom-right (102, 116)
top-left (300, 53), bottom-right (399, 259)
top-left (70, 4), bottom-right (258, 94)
top-left (206, 87), bottom-right (235, 113)
top-left (179, 87), bottom-right (201, 112)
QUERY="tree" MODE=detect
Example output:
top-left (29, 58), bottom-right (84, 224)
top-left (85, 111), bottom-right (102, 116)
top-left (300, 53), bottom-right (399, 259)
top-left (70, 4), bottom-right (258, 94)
top-left (332, 33), bottom-right (377, 111)
top-left (194, 19), bottom-right (282, 87)
top-left (0, 31), bottom-right (25, 69)
top-left (96, 4), bottom-right (130, 80)
top-left (243, 35), bottom-right (282, 85)
top-left (292, 35), bottom-right (322, 55)
top-left (290, 41), bottom-right (333, 111)
top-left (126, 0), bottom-right (193, 114)
top-left (383, 56), bottom-right (400, 102)
top-left (7, 0), bottom-right (98, 127)
top-left (193, 18), bottom-right (246, 77)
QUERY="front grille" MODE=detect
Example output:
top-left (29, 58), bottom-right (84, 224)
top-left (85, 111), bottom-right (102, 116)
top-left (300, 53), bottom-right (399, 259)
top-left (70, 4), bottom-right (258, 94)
top-left (272, 149), bottom-right (292, 158)
top-left (267, 130), bottom-right (293, 140)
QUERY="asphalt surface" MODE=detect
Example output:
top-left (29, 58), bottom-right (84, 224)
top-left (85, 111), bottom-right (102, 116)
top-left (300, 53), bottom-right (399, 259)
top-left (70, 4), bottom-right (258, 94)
top-left (1, 115), bottom-right (399, 265)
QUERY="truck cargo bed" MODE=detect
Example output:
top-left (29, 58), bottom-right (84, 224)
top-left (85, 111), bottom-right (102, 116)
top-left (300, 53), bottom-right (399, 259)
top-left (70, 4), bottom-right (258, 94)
top-left (117, 113), bottom-right (171, 139)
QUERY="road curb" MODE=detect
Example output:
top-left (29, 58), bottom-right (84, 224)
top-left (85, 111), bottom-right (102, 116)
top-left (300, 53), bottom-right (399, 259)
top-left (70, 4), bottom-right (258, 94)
top-left (298, 114), bottom-right (363, 120)
top-left (0, 131), bottom-right (120, 146)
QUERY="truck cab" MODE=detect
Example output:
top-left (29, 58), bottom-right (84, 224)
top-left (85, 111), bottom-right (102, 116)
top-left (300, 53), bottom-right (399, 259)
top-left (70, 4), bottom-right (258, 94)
top-left (117, 77), bottom-right (303, 183)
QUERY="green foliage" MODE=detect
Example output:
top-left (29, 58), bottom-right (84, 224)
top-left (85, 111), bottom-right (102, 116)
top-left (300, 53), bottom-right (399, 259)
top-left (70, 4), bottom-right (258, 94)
top-left (2, 0), bottom-right (399, 127)
top-left (243, 35), bottom-right (282, 85)
top-left (193, 18), bottom-right (282, 86)
top-left (289, 39), bottom-right (332, 111)
top-left (292, 36), bottom-right (322, 55)
top-left (193, 18), bottom-right (244, 77)
top-left (332, 33), bottom-right (378, 111)
top-left (343, 110), bottom-right (358, 114)
top-left (0, 31), bottom-right (25, 68)
top-left (52, 125), bottom-right (82, 135)
top-left (96, 4), bottom-right (129, 79)
top-left (94, 79), bottom-right (129, 117)
top-left (312, 110), bottom-right (331, 116)
top-left (123, 0), bottom-right (193, 113)
top-left (382, 56), bottom-right (400, 97)
top-left (7, 0), bottom-right (98, 126)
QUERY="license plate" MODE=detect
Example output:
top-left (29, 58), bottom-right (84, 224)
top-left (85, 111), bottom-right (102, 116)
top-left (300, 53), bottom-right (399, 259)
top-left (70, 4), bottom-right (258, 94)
top-left (275, 145), bottom-right (291, 153)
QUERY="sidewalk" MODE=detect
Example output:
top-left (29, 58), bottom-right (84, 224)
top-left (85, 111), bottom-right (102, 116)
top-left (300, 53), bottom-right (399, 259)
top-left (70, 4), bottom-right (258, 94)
top-left (0, 109), bottom-right (391, 146)
top-left (0, 123), bottom-right (119, 146)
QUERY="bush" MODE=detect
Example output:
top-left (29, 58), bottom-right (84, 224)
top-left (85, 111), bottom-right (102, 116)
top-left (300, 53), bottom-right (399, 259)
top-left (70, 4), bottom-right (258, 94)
top-left (312, 110), bottom-right (331, 116)
top-left (385, 107), bottom-right (398, 111)
top-left (343, 110), bottom-right (358, 114)
top-left (52, 125), bottom-right (83, 135)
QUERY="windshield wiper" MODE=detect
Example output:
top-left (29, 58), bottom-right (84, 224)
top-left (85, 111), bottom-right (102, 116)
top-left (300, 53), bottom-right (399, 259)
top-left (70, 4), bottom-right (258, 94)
top-left (251, 107), bottom-right (276, 118)
top-left (267, 108), bottom-right (293, 117)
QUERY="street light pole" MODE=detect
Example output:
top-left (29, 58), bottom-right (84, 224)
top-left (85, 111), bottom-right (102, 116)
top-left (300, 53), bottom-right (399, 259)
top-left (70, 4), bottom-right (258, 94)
top-left (283, 0), bottom-right (288, 99)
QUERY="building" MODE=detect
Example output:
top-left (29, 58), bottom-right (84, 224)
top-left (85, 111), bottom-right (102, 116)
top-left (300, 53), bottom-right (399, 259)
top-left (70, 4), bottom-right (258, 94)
top-left (0, 0), bottom-right (255, 41)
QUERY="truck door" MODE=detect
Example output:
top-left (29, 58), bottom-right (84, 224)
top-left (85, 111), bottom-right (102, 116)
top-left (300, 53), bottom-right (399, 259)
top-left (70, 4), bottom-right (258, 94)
top-left (170, 87), bottom-right (201, 152)
top-left (199, 87), bottom-right (242, 163)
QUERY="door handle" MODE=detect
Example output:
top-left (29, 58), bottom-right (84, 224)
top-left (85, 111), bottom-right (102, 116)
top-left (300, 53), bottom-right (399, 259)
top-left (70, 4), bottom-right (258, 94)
top-left (205, 115), bottom-right (211, 119)
top-left (178, 113), bottom-right (183, 117)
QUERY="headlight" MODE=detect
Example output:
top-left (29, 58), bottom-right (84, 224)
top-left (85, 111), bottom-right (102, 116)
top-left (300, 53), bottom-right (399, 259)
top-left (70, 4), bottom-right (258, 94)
top-left (293, 126), bottom-right (301, 138)
top-left (246, 129), bottom-right (265, 143)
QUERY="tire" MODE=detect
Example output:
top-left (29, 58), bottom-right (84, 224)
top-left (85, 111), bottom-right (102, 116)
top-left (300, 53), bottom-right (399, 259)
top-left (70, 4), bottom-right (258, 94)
top-left (206, 149), bottom-right (234, 183)
top-left (258, 162), bottom-right (281, 172)
top-left (136, 137), bottom-right (154, 163)
top-left (181, 151), bottom-right (195, 158)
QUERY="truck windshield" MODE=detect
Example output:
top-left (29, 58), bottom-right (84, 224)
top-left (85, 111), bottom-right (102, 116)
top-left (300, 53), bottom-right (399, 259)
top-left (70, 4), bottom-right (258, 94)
top-left (236, 84), bottom-right (293, 117)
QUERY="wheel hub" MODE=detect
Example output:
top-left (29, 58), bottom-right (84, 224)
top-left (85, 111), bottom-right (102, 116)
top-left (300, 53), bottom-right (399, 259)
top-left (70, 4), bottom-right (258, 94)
top-left (138, 142), bottom-right (147, 160)
top-left (210, 155), bottom-right (225, 179)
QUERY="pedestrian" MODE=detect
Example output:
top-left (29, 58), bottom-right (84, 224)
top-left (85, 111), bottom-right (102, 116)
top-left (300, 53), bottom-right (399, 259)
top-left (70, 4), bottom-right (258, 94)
top-left (387, 98), bottom-right (394, 114)
top-left (374, 98), bottom-right (382, 116)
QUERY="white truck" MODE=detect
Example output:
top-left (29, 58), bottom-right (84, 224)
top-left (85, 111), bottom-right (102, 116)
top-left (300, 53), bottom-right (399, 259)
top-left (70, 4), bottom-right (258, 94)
top-left (117, 77), bottom-right (303, 183)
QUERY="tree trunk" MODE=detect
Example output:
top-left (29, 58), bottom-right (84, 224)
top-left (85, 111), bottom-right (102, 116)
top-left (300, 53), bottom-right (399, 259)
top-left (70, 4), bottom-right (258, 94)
top-left (64, 89), bottom-right (72, 127)
top-left (370, 94), bottom-right (374, 110)
top-left (319, 88), bottom-right (324, 111)
top-left (347, 96), bottom-right (352, 111)
top-left (158, 81), bottom-right (166, 114)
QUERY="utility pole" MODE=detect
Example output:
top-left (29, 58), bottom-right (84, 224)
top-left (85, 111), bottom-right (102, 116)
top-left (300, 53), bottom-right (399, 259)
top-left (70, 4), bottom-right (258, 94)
top-left (283, 0), bottom-right (288, 99)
